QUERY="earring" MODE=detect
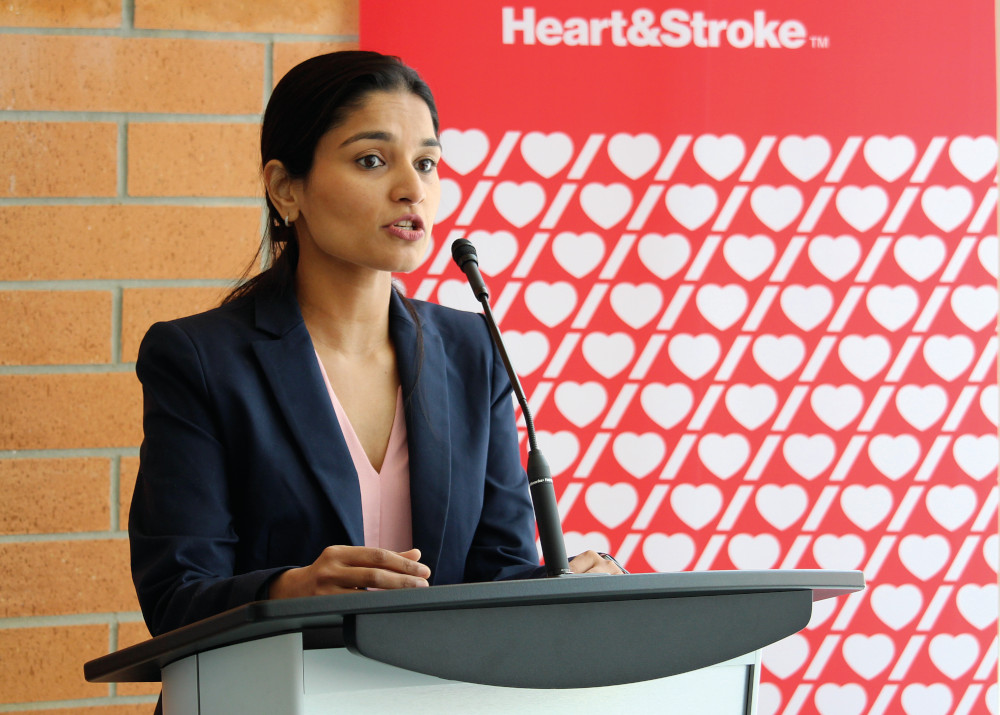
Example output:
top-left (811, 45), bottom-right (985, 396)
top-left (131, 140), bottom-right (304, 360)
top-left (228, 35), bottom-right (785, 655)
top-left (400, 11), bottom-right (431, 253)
top-left (284, 215), bottom-right (290, 227)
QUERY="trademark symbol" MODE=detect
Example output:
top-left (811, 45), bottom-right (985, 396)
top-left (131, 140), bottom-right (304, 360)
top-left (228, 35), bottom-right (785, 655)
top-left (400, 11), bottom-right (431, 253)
top-left (810, 35), bottom-right (830, 48)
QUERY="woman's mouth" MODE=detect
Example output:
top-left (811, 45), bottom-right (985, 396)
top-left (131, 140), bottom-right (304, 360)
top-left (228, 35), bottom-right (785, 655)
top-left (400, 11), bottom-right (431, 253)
top-left (385, 215), bottom-right (426, 241)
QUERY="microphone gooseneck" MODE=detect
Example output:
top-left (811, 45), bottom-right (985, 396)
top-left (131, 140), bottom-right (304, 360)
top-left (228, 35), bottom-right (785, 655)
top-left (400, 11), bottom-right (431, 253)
top-left (451, 238), bottom-right (572, 577)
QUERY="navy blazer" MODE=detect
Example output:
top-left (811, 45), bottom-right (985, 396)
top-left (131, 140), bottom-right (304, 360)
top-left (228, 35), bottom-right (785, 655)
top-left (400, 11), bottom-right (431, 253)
top-left (129, 288), bottom-right (540, 636)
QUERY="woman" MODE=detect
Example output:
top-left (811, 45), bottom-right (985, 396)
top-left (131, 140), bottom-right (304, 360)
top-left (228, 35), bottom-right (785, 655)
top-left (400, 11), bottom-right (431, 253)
top-left (129, 51), bottom-right (619, 638)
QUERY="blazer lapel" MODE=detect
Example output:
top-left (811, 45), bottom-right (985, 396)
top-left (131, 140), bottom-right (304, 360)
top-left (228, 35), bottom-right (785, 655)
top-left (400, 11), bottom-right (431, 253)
top-left (390, 292), bottom-right (452, 579)
top-left (250, 291), bottom-right (365, 546)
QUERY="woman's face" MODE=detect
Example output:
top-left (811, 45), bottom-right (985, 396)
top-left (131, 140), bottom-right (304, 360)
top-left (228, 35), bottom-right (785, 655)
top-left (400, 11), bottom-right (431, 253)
top-left (292, 90), bottom-right (442, 278)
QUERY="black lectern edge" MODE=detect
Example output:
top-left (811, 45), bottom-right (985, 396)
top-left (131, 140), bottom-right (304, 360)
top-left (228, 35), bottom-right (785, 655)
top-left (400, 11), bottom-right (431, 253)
top-left (85, 569), bottom-right (864, 684)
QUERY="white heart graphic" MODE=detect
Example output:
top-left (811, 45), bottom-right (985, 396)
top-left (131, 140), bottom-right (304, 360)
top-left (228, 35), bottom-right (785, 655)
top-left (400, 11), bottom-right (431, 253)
top-left (898, 534), bottom-right (951, 580)
top-left (563, 531), bottom-right (611, 556)
top-left (868, 434), bottom-right (921, 480)
top-left (807, 599), bottom-right (837, 629)
top-left (536, 430), bottom-right (579, 476)
top-left (813, 534), bottom-right (865, 570)
top-left (842, 633), bottom-right (894, 680)
top-left (503, 331), bottom-right (549, 375)
top-left (696, 284), bottom-right (748, 330)
top-left (752, 334), bottom-right (805, 381)
top-left (783, 434), bottom-right (836, 480)
top-left (466, 230), bottom-right (518, 276)
top-left (698, 433), bottom-right (751, 480)
top-left (894, 234), bottom-right (946, 282)
top-left (870, 584), bottom-right (923, 630)
top-left (815, 683), bottom-right (867, 715)
top-left (836, 185), bottom-right (889, 232)
top-left (758, 683), bottom-right (782, 715)
top-left (809, 234), bottom-right (861, 282)
top-left (642, 533), bottom-right (695, 572)
top-left (838, 335), bottom-right (891, 382)
top-left (610, 282), bottom-right (664, 329)
top-left (951, 285), bottom-right (998, 331)
top-left (895, 384), bottom-right (949, 431)
top-left (552, 232), bottom-right (605, 278)
top-left (436, 278), bottom-right (482, 313)
top-left (929, 634), bottom-right (979, 680)
top-left (986, 534), bottom-right (999, 573)
top-left (953, 434), bottom-right (999, 480)
top-left (665, 184), bottom-right (718, 230)
top-left (638, 233), bottom-right (690, 279)
top-left (840, 484), bottom-right (893, 531)
top-left (988, 683), bottom-right (998, 715)
top-left (725, 383), bottom-right (778, 430)
top-left (981, 384), bottom-right (999, 426)
top-left (750, 185), bottom-right (803, 232)
top-left (693, 133), bottom-right (745, 180)
top-left (949, 135), bottom-right (998, 182)
top-left (493, 181), bottom-right (545, 228)
top-left (921, 185), bottom-right (974, 232)
top-left (669, 483), bottom-right (723, 530)
top-left (640, 383), bottom-right (694, 430)
top-left (763, 634), bottom-right (809, 680)
top-left (580, 182), bottom-right (633, 229)
top-left (612, 432), bottom-right (666, 478)
top-left (926, 484), bottom-right (977, 531)
top-left (811, 384), bottom-right (864, 431)
top-left (440, 128), bottom-right (489, 175)
top-left (728, 534), bottom-right (780, 570)
top-left (956, 583), bottom-right (999, 629)
top-left (553, 381), bottom-right (607, 428)
top-left (582, 332), bottom-right (635, 378)
top-left (585, 482), bottom-right (638, 529)
top-left (608, 133), bottom-right (661, 179)
top-left (520, 131), bottom-right (573, 178)
top-left (668, 334), bottom-right (721, 380)
top-left (724, 234), bottom-right (775, 281)
top-left (923, 334), bottom-right (975, 381)
top-left (523, 281), bottom-right (576, 327)
top-left (866, 284), bottom-right (919, 332)
top-left (755, 484), bottom-right (807, 530)
top-left (436, 178), bottom-right (462, 222)
top-left (778, 135), bottom-right (831, 182)
top-left (781, 284), bottom-right (833, 331)
top-left (901, 684), bottom-right (952, 715)
top-left (863, 135), bottom-right (916, 182)
top-left (979, 235), bottom-right (999, 277)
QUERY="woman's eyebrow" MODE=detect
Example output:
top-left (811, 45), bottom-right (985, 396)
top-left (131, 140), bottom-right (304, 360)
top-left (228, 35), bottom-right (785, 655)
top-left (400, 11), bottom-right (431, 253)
top-left (339, 130), bottom-right (441, 149)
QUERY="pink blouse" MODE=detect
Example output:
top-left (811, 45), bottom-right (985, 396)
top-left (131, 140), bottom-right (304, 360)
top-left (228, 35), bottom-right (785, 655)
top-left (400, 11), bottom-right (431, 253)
top-left (314, 353), bottom-right (413, 552)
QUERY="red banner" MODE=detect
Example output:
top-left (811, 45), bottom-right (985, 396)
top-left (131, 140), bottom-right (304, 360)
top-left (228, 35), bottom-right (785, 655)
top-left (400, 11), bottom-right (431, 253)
top-left (362, 3), bottom-right (999, 713)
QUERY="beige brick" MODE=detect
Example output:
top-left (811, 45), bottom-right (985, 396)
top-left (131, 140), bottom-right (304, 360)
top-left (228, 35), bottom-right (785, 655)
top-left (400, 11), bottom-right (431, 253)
top-left (273, 41), bottom-right (360, 87)
top-left (0, 122), bottom-right (117, 197)
top-left (135, 0), bottom-right (358, 35)
top-left (0, 458), bottom-right (110, 535)
top-left (115, 620), bottom-right (159, 697)
top-left (128, 122), bottom-right (262, 198)
top-left (0, 205), bottom-right (261, 281)
top-left (0, 36), bottom-right (264, 114)
top-left (0, 291), bottom-right (111, 365)
top-left (43, 706), bottom-right (156, 715)
top-left (0, 624), bottom-right (109, 701)
top-left (0, 373), bottom-right (141, 450)
top-left (0, 539), bottom-right (137, 618)
top-left (119, 456), bottom-right (140, 532)
top-left (121, 286), bottom-right (227, 363)
top-left (0, 0), bottom-right (121, 28)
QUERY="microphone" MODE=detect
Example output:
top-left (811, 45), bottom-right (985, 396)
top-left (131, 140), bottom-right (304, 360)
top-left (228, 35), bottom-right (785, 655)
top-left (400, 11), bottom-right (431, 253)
top-left (451, 238), bottom-right (572, 577)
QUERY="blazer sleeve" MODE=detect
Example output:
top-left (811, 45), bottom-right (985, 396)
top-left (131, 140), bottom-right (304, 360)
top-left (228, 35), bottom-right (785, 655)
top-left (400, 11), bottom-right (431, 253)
top-left (129, 320), bottom-right (288, 636)
top-left (461, 317), bottom-right (544, 583)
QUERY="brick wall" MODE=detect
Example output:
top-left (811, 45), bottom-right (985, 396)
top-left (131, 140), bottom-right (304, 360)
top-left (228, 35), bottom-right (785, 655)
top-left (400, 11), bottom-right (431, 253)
top-left (0, 1), bottom-right (358, 711)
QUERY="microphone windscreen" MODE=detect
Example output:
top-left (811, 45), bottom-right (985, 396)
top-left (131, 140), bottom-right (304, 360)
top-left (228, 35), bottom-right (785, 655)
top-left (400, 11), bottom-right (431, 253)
top-left (451, 238), bottom-right (479, 266)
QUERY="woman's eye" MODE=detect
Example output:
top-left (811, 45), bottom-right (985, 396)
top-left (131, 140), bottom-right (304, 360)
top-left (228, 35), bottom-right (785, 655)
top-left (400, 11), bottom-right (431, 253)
top-left (415, 157), bottom-right (437, 173)
top-left (357, 154), bottom-right (385, 169)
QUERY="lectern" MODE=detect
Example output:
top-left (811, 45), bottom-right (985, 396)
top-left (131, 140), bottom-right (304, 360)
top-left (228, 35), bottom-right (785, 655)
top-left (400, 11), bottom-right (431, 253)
top-left (86, 569), bottom-right (863, 714)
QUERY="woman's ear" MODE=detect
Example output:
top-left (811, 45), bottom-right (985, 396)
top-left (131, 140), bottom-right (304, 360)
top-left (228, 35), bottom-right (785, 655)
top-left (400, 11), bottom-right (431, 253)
top-left (263, 159), bottom-right (299, 224)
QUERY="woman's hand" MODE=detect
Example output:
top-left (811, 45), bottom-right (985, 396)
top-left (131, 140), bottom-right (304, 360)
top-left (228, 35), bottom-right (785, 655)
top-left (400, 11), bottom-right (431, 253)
top-left (568, 550), bottom-right (627, 575)
top-left (268, 546), bottom-right (431, 599)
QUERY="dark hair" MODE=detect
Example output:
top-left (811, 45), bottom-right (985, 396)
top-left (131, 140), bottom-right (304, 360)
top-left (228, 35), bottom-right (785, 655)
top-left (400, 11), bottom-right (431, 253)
top-left (224, 50), bottom-right (439, 302)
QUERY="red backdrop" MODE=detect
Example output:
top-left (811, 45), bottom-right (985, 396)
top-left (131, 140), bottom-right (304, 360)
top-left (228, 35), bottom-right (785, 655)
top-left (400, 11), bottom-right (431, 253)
top-left (362, 3), bottom-right (999, 713)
